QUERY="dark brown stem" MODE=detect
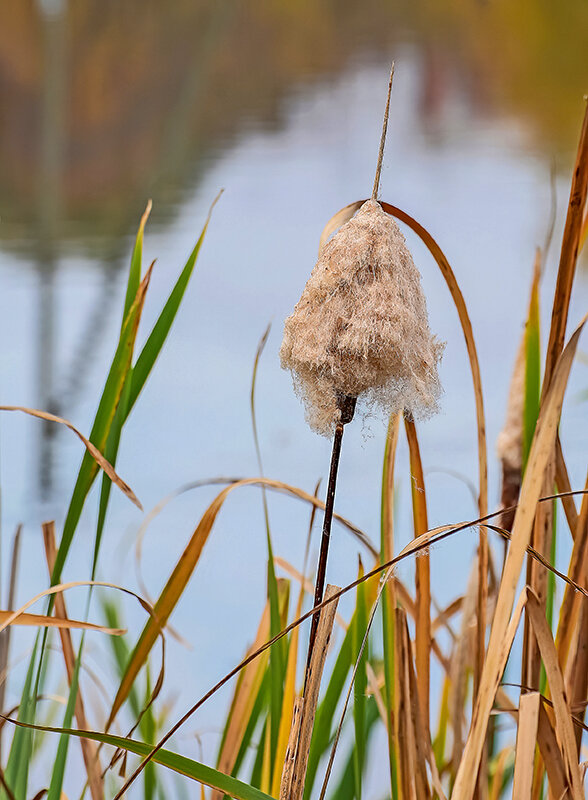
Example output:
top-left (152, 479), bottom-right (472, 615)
top-left (304, 395), bottom-right (356, 685)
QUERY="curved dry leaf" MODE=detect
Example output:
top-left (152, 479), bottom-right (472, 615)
top-left (0, 610), bottom-right (123, 636)
top-left (0, 406), bottom-right (141, 510)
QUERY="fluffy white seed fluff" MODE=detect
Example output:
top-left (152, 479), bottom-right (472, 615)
top-left (280, 199), bottom-right (444, 435)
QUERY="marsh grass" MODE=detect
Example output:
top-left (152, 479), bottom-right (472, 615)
top-left (0, 94), bottom-right (586, 800)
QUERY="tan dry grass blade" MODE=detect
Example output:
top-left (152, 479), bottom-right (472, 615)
top-left (42, 521), bottom-right (104, 800)
top-left (289, 584), bottom-right (339, 800)
top-left (525, 590), bottom-right (584, 799)
top-left (395, 607), bottom-right (418, 800)
top-left (452, 315), bottom-right (587, 800)
top-left (271, 592), bottom-right (303, 797)
top-left (0, 612), bottom-right (122, 635)
top-left (279, 697), bottom-right (303, 800)
top-left (528, 105), bottom-right (588, 690)
top-left (212, 601), bottom-right (272, 800)
top-left (432, 596), bottom-right (463, 636)
top-left (382, 412), bottom-right (401, 591)
top-left (404, 416), bottom-right (431, 733)
top-left (536, 700), bottom-right (569, 799)
top-left (543, 101), bottom-right (588, 389)
top-left (450, 561), bottom-right (479, 772)
top-left (569, 600), bottom-right (588, 753)
top-left (402, 611), bottom-right (431, 800)
top-left (0, 406), bottom-right (141, 510)
top-left (523, 462), bottom-right (555, 692)
top-left (394, 580), bottom-right (451, 674)
top-left (556, 465), bottom-right (588, 672)
top-left (555, 436), bottom-right (579, 538)
top-left (513, 692), bottom-right (541, 800)
top-left (135, 476), bottom-right (377, 567)
top-left (488, 748), bottom-right (512, 800)
top-left (0, 581), bottom-right (132, 636)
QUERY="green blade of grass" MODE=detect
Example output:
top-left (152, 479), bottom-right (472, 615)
top-left (329, 697), bottom-right (379, 800)
top-left (353, 559), bottom-right (368, 800)
top-left (2, 635), bottom-right (39, 800)
top-left (249, 716), bottom-right (268, 789)
top-left (123, 201), bottom-right (151, 326)
top-left (52, 262), bottom-right (155, 588)
top-left (250, 324), bottom-right (286, 783)
top-left (94, 196), bottom-right (216, 580)
top-left (47, 640), bottom-right (84, 800)
top-left (4, 720), bottom-right (274, 800)
top-left (266, 570), bottom-right (286, 786)
top-left (127, 194), bottom-right (220, 414)
top-left (523, 254), bottom-right (541, 470)
top-left (143, 668), bottom-right (158, 800)
top-left (103, 600), bottom-right (158, 800)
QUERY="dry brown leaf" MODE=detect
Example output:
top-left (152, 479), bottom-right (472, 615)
top-left (404, 417), bottom-right (431, 733)
top-left (555, 436), bottom-right (579, 538)
top-left (537, 700), bottom-right (569, 800)
top-left (0, 406), bottom-right (141, 510)
top-left (513, 691), bottom-right (541, 800)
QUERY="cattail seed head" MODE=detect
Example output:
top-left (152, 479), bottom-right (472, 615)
top-left (280, 199), bottom-right (444, 435)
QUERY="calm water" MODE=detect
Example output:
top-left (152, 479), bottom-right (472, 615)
top-left (0, 2), bottom-right (587, 792)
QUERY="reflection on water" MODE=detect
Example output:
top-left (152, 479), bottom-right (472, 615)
top-left (1, 1), bottom-right (586, 254)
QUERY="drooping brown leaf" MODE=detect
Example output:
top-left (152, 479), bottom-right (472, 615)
top-left (0, 406), bottom-right (141, 510)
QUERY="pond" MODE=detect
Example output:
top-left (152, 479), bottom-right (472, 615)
top-left (0, 1), bottom-right (587, 792)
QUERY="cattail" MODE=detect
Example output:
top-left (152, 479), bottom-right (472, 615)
top-left (281, 64), bottom-right (444, 686)
top-left (280, 198), bottom-right (443, 434)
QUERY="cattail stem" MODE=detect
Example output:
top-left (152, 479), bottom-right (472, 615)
top-left (304, 395), bottom-right (356, 685)
top-left (371, 62), bottom-right (395, 201)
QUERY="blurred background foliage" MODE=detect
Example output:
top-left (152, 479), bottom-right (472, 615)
top-left (0, 0), bottom-right (586, 256)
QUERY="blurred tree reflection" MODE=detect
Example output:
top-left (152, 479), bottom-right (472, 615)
top-left (0, 0), bottom-right (586, 257)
